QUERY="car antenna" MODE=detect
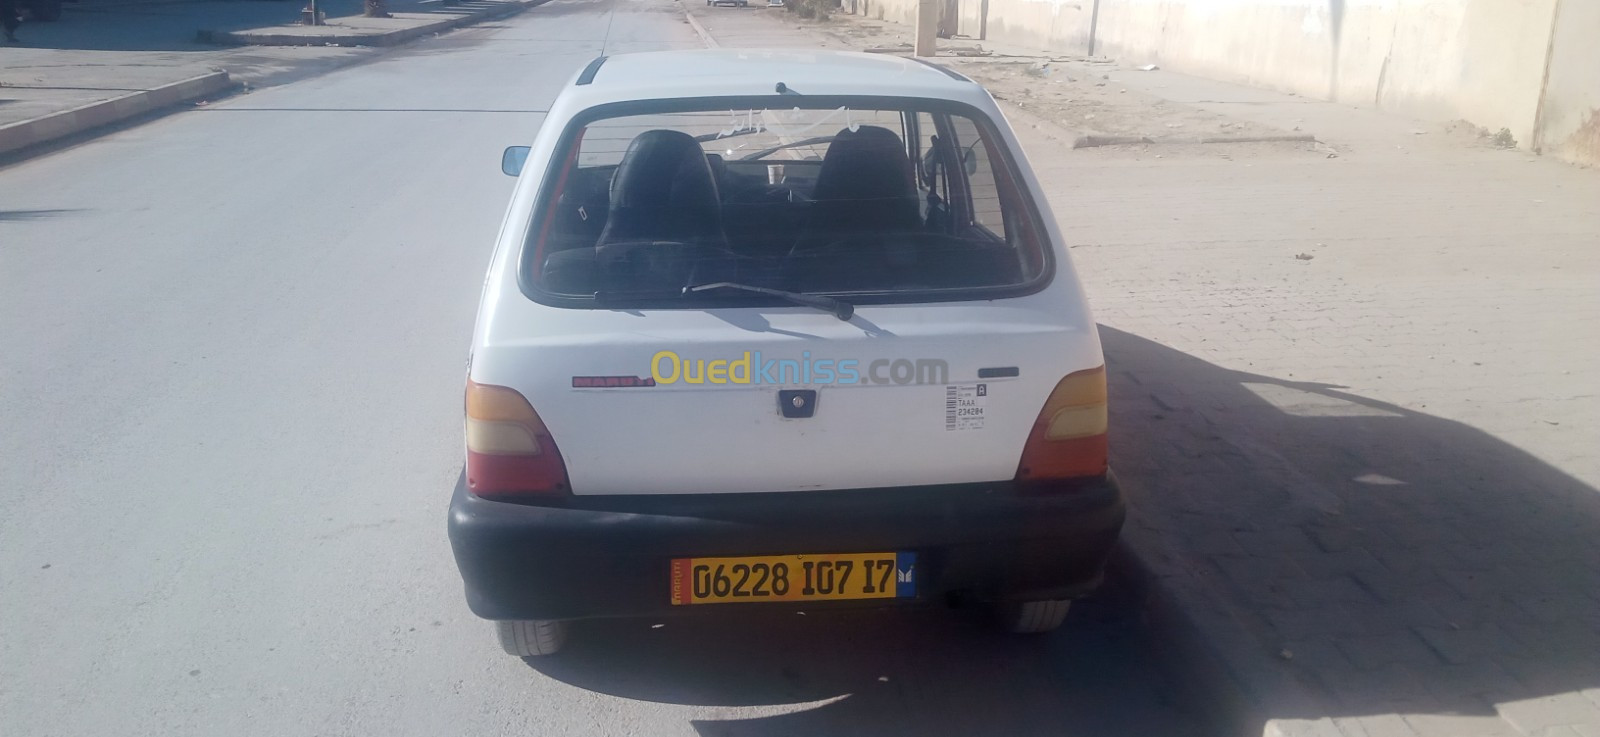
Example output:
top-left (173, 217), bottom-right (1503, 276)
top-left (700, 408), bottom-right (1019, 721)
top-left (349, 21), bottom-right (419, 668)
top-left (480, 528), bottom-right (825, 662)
top-left (775, 82), bottom-right (800, 95)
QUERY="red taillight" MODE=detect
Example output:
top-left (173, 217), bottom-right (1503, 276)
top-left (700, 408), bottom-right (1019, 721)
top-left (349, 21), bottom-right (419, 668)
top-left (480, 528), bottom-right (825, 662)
top-left (464, 380), bottom-right (571, 498)
top-left (1015, 366), bottom-right (1108, 485)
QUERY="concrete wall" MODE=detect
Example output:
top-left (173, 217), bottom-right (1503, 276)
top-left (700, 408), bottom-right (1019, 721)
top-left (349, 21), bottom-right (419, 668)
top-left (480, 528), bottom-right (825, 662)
top-left (1102, 1), bottom-right (1558, 148)
top-left (956, 0), bottom-right (987, 39)
top-left (859, 0), bottom-right (918, 25)
top-left (854, 0), bottom-right (1594, 163)
top-left (1534, 0), bottom-right (1600, 165)
top-left (977, 0), bottom-right (1093, 50)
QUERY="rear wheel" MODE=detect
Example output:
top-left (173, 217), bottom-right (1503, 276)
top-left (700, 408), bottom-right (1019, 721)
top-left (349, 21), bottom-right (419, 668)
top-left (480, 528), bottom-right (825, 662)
top-left (495, 619), bottom-right (567, 656)
top-left (1001, 599), bottom-right (1072, 634)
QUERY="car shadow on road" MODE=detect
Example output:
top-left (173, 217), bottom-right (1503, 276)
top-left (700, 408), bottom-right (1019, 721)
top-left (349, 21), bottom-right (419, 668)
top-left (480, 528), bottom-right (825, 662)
top-left (1098, 325), bottom-right (1600, 731)
top-left (526, 568), bottom-right (1211, 737)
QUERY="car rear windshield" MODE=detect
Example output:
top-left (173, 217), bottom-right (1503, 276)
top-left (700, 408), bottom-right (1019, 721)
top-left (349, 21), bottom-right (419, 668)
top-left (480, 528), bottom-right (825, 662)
top-left (521, 99), bottom-right (1052, 308)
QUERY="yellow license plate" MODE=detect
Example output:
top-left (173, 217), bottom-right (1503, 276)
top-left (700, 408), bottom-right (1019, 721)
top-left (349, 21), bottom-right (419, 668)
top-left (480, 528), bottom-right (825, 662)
top-left (670, 552), bottom-right (916, 605)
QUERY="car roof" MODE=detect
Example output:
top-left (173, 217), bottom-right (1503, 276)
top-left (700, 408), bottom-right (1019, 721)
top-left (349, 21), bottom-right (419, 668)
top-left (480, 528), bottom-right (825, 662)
top-left (565, 49), bottom-right (988, 108)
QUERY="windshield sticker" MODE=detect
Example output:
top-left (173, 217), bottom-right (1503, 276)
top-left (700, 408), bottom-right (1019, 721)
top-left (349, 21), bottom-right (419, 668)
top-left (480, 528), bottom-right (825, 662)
top-left (716, 106), bottom-right (860, 141)
top-left (945, 384), bottom-right (987, 431)
top-left (712, 107), bottom-right (868, 159)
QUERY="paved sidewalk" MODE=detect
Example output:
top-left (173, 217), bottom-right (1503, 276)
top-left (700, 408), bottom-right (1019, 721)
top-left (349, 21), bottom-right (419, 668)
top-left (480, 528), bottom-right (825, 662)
top-left (198, 0), bottom-right (539, 46)
top-left (686, 5), bottom-right (1600, 736)
top-left (0, 0), bottom-right (529, 158)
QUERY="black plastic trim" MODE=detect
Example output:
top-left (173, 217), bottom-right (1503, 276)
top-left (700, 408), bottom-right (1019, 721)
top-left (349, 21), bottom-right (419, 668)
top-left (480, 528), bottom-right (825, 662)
top-left (575, 56), bottom-right (607, 85)
top-left (777, 389), bottom-right (818, 418)
top-left (447, 473), bottom-right (1125, 620)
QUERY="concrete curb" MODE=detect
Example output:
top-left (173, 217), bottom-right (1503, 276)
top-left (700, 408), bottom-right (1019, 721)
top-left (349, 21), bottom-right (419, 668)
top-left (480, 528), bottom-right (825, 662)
top-left (681, 3), bottom-right (720, 49)
top-left (0, 71), bottom-right (235, 159)
top-left (1076, 133), bottom-right (1319, 148)
top-left (198, 0), bottom-right (538, 47)
top-left (997, 103), bottom-right (1320, 150)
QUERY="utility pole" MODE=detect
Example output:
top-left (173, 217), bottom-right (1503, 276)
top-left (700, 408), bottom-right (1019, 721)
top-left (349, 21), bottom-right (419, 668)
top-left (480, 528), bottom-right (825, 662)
top-left (915, 0), bottom-right (937, 56)
top-left (1087, 0), bottom-right (1101, 56)
top-left (1530, 0), bottom-right (1563, 153)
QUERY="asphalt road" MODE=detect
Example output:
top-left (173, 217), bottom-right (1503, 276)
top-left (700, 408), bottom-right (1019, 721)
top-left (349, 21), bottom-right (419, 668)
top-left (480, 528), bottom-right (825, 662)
top-left (0, 1), bottom-right (1211, 734)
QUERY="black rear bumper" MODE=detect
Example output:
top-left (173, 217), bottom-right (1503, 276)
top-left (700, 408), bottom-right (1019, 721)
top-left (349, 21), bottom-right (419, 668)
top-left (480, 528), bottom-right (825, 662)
top-left (447, 474), bottom-right (1124, 621)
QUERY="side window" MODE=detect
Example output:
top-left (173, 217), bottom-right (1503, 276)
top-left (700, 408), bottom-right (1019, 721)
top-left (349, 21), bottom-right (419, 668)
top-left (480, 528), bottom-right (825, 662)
top-left (947, 116), bottom-right (1007, 239)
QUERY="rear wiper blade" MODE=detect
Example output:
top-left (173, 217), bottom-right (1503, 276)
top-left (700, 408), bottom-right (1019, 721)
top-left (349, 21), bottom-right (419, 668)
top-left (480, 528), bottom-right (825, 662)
top-left (684, 282), bottom-right (854, 321)
top-left (592, 285), bottom-right (854, 320)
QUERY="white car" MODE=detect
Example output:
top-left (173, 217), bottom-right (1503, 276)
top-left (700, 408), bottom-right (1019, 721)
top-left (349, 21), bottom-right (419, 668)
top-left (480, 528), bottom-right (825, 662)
top-left (449, 49), bottom-right (1123, 656)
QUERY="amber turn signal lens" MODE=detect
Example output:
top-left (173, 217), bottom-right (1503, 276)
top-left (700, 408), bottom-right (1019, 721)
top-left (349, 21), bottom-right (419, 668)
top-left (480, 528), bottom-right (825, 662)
top-left (1016, 366), bottom-right (1108, 483)
top-left (464, 380), bottom-right (570, 497)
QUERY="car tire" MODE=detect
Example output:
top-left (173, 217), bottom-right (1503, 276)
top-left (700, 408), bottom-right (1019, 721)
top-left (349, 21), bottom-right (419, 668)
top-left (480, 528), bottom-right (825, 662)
top-left (1001, 599), bottom-right (1072, 634)
top-left (495, 619), bottom-right (567, 656)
